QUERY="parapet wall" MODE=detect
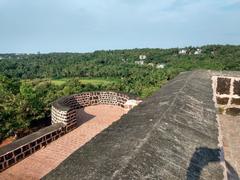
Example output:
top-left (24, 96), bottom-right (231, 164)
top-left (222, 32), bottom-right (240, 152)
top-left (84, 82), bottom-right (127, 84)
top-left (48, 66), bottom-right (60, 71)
top-left (0, 123), bottom-right (67, 172)
top-left (51, 91), bottom-right (133, 129)
top-left (212, 76), bottom-right (240, 115)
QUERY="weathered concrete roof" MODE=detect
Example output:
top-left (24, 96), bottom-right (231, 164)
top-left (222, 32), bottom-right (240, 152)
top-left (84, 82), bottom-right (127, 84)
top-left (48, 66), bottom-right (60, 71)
top-left (43, 70), bottom-right (224, 180)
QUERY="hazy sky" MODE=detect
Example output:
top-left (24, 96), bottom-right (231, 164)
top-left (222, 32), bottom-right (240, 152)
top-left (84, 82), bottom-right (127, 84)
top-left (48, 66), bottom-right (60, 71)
top-left (0, 0), bottom-right (240, 53)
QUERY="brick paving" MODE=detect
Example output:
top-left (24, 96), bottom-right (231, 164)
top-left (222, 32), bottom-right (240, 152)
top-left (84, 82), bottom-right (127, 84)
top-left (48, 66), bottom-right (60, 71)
top-left (0, 105), bottom-right (127, 180)
top-left (219, 114), bottom-right (240, 177)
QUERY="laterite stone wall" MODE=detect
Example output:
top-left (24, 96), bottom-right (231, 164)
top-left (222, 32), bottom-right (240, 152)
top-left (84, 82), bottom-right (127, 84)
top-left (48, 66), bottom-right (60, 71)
top-left (212, 76), bottom-right (240, 115)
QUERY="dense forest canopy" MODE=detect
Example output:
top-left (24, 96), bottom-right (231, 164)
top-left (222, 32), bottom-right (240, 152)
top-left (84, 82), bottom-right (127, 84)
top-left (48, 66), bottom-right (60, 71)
top-left (1, 45), bottom-right (240, 79)
top-left (0, 45), bottom-right (240, 141)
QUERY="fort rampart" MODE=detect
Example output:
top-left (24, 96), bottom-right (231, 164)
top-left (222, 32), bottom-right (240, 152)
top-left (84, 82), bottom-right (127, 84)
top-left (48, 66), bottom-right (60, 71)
top-left (0, 91), bottom-right (139, 172)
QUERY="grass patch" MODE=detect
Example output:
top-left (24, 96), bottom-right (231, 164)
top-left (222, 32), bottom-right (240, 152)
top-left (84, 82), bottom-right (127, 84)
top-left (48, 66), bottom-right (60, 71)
top-left (22, 77), bottom-right (120, 90)
top-left (51, 77), bottom-right (118, 86)
top-left (51, 78), bottom-right (68, 86)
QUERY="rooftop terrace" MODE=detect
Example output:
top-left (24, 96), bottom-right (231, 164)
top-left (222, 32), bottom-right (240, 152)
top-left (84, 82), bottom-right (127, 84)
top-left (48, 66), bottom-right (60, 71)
top-left (44, 70), bottom-right (240, 180)
top-left (0, 70), bottom-right (239, 180)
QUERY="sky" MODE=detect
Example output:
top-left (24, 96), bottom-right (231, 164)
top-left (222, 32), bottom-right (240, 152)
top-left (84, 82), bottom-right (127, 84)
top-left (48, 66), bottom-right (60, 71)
top-left (0, 0), bottom-right (240, 53)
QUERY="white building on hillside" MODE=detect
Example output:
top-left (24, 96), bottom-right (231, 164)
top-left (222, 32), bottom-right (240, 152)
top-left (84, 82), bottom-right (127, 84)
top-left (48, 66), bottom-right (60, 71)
top-left (194, 49), bottom-right (202, 55)
top-left (179, 49), bottom-right (187, 55)
top-left (139, 55), bottom-right (147, 60)
top-left (156, 64), bottom-right (166, 69)
top-left (135, 60), bottom-right (144, 65)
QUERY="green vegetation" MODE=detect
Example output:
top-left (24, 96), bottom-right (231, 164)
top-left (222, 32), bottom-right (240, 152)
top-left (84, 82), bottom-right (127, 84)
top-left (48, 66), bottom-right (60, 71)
top-left (0, 44), bottom-right (240, 141)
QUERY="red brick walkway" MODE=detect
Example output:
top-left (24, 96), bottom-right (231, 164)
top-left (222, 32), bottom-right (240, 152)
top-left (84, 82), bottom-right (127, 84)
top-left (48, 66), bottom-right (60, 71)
top-left (219, 114), bottom-right (240, 178)
top-left (0, 105), bottom-right (127, 180)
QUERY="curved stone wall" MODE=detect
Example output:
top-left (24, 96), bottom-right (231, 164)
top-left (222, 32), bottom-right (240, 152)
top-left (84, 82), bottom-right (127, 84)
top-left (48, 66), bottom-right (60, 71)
top-left (51, 91), bottom-right (137, 130)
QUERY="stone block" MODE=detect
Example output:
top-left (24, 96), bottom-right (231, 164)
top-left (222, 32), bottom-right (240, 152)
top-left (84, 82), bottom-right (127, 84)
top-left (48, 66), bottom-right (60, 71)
top-left (231, 98), bottom-right (240, 105)
top-left (0, 163), bottom-right (3, 171)
top-left (226, 108), bottom-right (240, 116)
top-left (216, 97), bottom-right (229, 105)
top-left (5, 152), bottom-right (13, 160)
top-left (30, 141), bottom-right (36, 147)
top-left (41, 141), bottom-right (47, 147)
top-left (16, 154), bottom-right (23, 161)
top-left (35, 145), bottom-right (40, 151)
top-left (54, 135), bottom-right (59, 140)
top-left (0, 156), bottom-right (4, 163)
top-left (47, 138), bottom-right (52, 144)
top-left (14, 148), bottom-right (21, 156)
top-left (217, 78), bottom-right (231, 95)
top-left (8, 158), bottom-right (15, 166)
top-left (46, 134), bottom-right (51, 139)
top-left (233, 80), bottom-right (240, 95)
top-left (37, 138), bottom-right (43, 144)
top-left (24, 150), bottom-right (31, 157)
top-left (22, 145), bottom-right (29, 151)
top-left (52, 131), bottom-right (56, 136)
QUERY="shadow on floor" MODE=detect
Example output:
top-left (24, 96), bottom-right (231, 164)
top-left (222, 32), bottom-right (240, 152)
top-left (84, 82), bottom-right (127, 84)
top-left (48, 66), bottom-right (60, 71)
top-left (76, 108), bottom-right (96, 127)
top-left (186, 147), bottom-right (239, 180)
